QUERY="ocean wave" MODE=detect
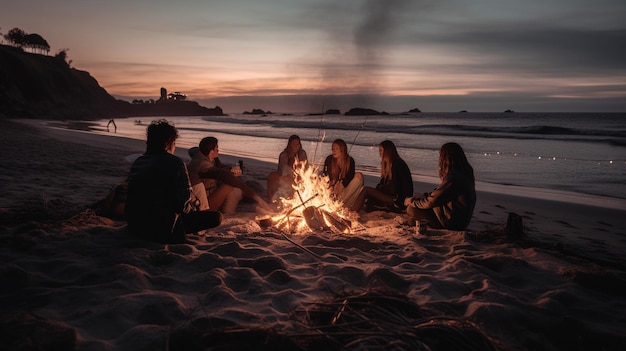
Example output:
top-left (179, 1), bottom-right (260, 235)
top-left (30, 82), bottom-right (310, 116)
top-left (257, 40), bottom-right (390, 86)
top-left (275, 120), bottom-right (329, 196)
top-left (193, 117), bottom-right (626, 145)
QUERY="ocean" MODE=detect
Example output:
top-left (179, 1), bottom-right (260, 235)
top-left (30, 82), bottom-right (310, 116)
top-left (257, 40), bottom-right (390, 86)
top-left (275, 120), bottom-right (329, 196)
top-left (97, 112), bottom-right (626, 204)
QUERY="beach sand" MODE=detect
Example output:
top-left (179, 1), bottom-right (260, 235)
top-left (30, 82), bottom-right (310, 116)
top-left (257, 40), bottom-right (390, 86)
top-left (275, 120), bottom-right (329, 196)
top-left (1, 118), bottom-right (625, 351)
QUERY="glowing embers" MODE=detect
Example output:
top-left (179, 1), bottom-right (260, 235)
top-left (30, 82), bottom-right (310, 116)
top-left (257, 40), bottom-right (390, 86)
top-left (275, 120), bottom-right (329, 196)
top-left (262, 161), bottom-right (353, 234)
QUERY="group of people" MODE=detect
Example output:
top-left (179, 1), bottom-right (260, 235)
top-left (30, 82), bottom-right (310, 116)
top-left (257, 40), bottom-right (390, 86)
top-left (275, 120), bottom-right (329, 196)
top-left (125, 119), bottom-right (476, 244)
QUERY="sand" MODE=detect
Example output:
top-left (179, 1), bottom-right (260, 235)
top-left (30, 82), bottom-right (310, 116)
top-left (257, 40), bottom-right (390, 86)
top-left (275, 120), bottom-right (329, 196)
top-left (1, 118), bottom-right (625, 351)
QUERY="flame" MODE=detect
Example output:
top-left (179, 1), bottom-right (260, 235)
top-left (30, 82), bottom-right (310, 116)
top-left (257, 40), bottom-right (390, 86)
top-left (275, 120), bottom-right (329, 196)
top-left (268, 161), bottom-right (353, 234)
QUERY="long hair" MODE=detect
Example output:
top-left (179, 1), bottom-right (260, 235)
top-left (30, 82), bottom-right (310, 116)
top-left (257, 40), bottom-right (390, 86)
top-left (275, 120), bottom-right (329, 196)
top-left (146, 119), bottom-right (178, 153)
top-left (329, 139), bottom-right (349, 181)
top-left (379, 140), bottom-right (400, 182)
top-left (439, 142), bottom-right (474, 183)
top-left (285, 134), bottom-right (304, 166)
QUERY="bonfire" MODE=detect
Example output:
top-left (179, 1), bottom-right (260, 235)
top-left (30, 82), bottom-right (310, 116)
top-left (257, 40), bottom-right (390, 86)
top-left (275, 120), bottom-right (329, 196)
top-left (262, 161), bottom-right (354, 234)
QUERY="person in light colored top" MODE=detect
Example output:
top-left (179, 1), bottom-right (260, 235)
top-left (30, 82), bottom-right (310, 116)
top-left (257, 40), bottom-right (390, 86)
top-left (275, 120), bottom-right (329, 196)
top-left (404, 142), bottom-right (476, 230)
top-left (323, 139), bottom-right (363, 209)
top-left (187, 137), bottom-right (272, 215)
top-left (266, 134), bottom-right (308, 202)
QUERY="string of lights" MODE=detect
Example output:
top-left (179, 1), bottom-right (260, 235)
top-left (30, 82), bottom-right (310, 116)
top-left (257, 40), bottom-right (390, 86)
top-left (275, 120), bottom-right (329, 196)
top-left (479, 151), bottom-right (625, 165)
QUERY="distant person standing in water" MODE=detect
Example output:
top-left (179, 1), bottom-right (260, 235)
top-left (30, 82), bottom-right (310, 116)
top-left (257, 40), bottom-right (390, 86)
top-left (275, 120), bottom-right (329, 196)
top-left (267, 135), bottom-right (308, 202)
top-left (350, 140), bottom-right (413, 213)
top-left (323, 139), bottom-right (364, 208)
top-left (125, 119), bottom-right (222, 244)
top-left (107, 119), bottom-right (117, 133)
top-left (404, 142), bottom-right (476, 230)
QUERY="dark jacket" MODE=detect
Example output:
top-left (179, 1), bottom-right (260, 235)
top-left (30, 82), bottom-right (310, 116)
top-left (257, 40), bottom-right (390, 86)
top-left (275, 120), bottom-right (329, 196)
top-left (126, 151), bottom-right (192, 243)
top-left (187, 151), bottom-right (256, 198)
top-left (323, 155), bottom-right (356, 187)
top-left (413, 172), bottom-right (476, 230)
top-left (376, 157), bottom-right (413, 209)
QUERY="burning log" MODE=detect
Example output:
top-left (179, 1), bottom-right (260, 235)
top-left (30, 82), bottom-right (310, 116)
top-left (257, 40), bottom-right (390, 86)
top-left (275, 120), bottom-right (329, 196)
top-left (302, 206), bottom-right (328, 231)
top-left (303, 206), bottom-right (352, 234)
top-left (260, 160), bottom-right (355, 234)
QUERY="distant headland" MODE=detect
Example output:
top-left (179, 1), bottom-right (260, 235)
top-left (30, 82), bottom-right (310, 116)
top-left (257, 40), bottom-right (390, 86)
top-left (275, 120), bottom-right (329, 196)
top-left (0, 44), bottom-right (225, 119)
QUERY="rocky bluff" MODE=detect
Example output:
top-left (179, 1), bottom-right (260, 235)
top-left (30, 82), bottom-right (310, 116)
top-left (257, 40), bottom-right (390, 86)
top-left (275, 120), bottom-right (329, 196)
top-left (0, 45), bottom-right (224, 119)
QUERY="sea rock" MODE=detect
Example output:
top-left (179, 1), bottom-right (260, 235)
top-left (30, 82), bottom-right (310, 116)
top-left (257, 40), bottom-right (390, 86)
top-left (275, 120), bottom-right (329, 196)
top-left (344, 107), bottom-right (382, 116)
top-left (243, 108), bottom-right (272, 115)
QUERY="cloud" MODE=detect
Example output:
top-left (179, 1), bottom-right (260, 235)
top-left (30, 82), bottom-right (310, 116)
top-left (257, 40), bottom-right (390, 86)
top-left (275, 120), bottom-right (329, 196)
top-left (428, 27), bottom-right (626, 76)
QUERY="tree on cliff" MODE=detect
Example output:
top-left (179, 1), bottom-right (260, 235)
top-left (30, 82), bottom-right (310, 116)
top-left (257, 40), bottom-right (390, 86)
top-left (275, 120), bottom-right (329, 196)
top-left (4, 27), bottom-right (26, 48)
top-left (55, 48), bottom-right (72, 67)
top-left (3, 27), bottom-right (50, 54)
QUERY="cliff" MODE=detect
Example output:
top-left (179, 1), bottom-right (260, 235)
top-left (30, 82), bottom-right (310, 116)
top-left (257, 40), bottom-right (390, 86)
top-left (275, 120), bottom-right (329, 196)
top-left (0, 45), bottom-right (224, 119)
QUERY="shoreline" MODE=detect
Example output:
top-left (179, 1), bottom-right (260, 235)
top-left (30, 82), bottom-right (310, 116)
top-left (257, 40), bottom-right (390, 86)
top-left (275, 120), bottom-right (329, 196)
top-left (14, 118), bottom-right (626, 256)
top-left (21, 118), bottom-right (626, 210)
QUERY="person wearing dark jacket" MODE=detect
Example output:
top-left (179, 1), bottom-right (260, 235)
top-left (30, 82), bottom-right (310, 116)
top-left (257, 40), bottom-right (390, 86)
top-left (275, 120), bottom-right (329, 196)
top-left (126, 119), bottom-right (222, 243)
top-left (404, 142), bottom-right (476, 230)
top-left (187, 136), bottom-right (272, 215)
top-left (350, 140), bottom-right (413, 213)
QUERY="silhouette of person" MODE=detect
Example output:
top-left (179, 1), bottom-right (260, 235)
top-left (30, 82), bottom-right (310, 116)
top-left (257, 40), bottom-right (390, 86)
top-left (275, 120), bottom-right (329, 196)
top-left (404, 142), bottom-right (476, 230)
top-left (107, 119), bottom-right (117, 133)
top-left (126, 119), bottom-right (222, 244)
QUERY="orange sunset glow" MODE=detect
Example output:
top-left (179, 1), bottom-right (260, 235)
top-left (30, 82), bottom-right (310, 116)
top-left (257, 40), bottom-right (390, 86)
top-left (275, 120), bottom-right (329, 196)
top-left (3, 0), bottom-right (625, 113)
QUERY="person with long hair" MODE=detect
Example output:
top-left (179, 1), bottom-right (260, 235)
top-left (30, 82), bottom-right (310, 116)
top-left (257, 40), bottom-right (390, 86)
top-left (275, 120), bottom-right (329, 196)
top-left (188, 136), bottom-right (272, 215)
top-left (323, 139), bottom-right (364, 208)
top-left (126, 119), bottom-right (222, 243)
top-left (404, 142), bottom-right (476, 230)
top-left (350, 140), bottom-right (413, 213)
top-left (267, 134), bottom-right (308, 201)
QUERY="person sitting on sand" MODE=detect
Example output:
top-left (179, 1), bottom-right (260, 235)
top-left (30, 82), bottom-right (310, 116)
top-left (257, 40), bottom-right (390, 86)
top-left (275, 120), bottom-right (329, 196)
top-left (187, 136), bottom-right (273, 215)
top-left (350, 140), bottom-right (413, 213)
top-left (267, 134), bottom-right (308, 202)
top-left (323, 138), bottom-right (364, 208)
top-left (404, 142), bottom-right (476, 230)
top-left (125, 119), bottom-right (222, 244)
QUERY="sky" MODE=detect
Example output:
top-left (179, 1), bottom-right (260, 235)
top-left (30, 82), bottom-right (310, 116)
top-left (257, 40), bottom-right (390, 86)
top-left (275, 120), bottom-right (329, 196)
top-left (2, 0), bottom-right (626, 113)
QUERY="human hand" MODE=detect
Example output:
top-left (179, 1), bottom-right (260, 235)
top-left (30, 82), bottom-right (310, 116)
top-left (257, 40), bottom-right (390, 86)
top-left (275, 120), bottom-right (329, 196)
top-left (404, 197), bottom-right (413, 207)
top-left (333, 182), bottom-right (344, 196)
top-left (231, 164), bottom-right (242, 176)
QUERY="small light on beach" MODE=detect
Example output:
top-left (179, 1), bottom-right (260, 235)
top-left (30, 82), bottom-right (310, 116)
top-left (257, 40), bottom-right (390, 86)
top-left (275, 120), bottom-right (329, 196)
top-left (538, 156), bottom-right (542, 160)
top-left (552, 157), bottom-right (556, 160)
top-left (609, 160), bottom-right (613, 164)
